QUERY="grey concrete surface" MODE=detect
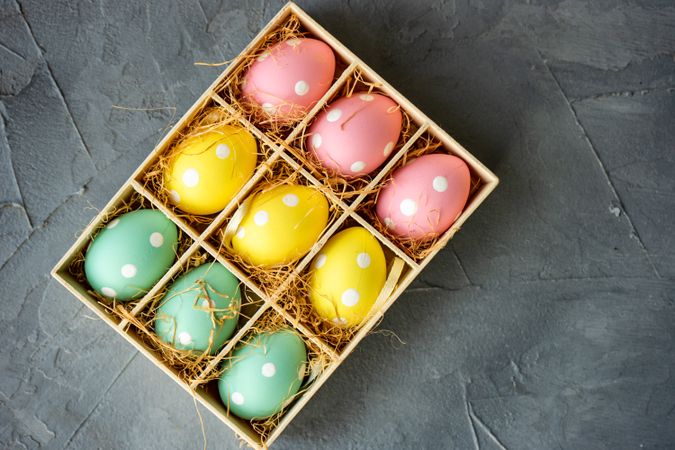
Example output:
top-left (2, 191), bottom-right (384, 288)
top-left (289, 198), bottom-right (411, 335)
top-left (1, 0), bottom-right (674, 449)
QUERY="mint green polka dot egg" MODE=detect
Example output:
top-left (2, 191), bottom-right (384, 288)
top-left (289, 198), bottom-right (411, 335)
top-left (154, 263), bottom-right (241, 354)
top-left (84, 209), bottom-right (178, 301)
top-left (218, 328), bottom-right (307, 420)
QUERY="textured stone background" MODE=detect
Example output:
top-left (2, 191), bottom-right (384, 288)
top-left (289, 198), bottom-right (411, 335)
top-left (1, 0), bottom-right (674, 449)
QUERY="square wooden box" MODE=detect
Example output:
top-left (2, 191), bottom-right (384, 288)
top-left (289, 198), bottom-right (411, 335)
top-left (51, 3), bottom-right (498, 448)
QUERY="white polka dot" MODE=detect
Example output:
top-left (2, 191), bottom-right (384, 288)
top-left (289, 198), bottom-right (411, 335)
top-left (178, 332), bottom-right (192, 345)
top-left (231, 391), bottom-right (245, 405)
top-left (359, 94), bottom-right (374, 102)
top-left (236, 227), bottom-right (246, 239)
top-left (433, 176), bottom-right (448, 192)
top-left (182, 168), bottom-right (199, 187)
top-left (314, 254), bottom-right (327, 269)
top-left (311, 133), bottom-right (322, 149)
top-left (294, 80), bottom-right (309, 96)
top-left (106, 218), bottom-right (119, 229)
top-left (384, 217), bottom-right (395, 229)
top-left (350, 161), bottom-right (366, 173)
top-left (356, 252), bottom-right (371, 269)
top-left (257, 51), bottom-right (270, 61)
top-left (201, 299), bottom-right (212, 308)
top-left (326, 108), bottom-right (342, 122)
top-left (254, 210), bottom-right (269, 226)
top-left (282, 193), bottom-right (299, 207)
top-left (120, 264), bottom-right (137, 279)
top-left (399, 199), bottom-right (418, 217)
top-left (261, 362), bottom-right (276, 377)
top-left (286, 38), bottom-right (302, 47)
top-left (101, 287), bottom-right (117, 297)
top-left (216, 144), bottom-right (231, 159)
top-left (149, 232), bottom-right (164, 248)
top-left (169, 190), bottom-right (181, 204)
top-left (331, 317), bottom-right (348, 326)
top-left (383, 141), bottom-right (395, 156)
top-left (341, 288), bottom-right (360, 307)
top-left (262, 102), bottom-right (276, 114)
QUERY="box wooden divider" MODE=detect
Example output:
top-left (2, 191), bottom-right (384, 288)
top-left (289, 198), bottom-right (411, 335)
top-left (51, 2), bottom-right (499, 448)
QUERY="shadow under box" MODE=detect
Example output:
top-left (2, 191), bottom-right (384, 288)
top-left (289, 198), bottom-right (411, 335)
top-left (191, 306), bottom-right (335, 447)
top-left (272, 214), bottom-right (413, 355)
top-left (121, 248), bottom-right (265, 386)
top-left (61, 184), bottom-right (194, 326)
top-left (135, 102), bottom-right (278, 238)
top-left (282, 67), bottom-right (422, 205)
top-left (204, 155), bottom-right (347, 298)
top-left (354, 131), bottom-right (485, 264)
top-left (215, 12), bottom-right (352, 144)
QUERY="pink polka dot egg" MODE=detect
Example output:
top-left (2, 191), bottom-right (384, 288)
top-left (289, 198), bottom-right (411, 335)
top-left (241, 38), bottom-right (336, 120)
top-left (375, 154), bottom-right (471, 240)
top-left (307, 92), bottom-right (403, 179)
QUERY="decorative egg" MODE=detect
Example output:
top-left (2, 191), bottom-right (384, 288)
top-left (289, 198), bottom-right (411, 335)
top-left (84, 209), bottom-right (178, 301)
top-left (241, 38), bottom-right (336, 120)
top-left (309, 227), bottom-right (387, 327)
top-left (306, 92), bottom-right (402, 178)
top-left (376, 154), bottom-right (471, 240)
top-left (218, 328), bottom-right (307, 420)
top-left (230, 184), bottom-right (329, 266)
top-left (154, 263), bottom-right (241, 354)
top-left (164, 124), bottom-right (257, 215)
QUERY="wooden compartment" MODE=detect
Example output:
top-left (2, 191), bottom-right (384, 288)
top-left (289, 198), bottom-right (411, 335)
top-left (281, 66), bottom-right (422, 203)
top-left (203, 152), bottom-right (348, 298)
top-left (351, 129), bottom-right (492, 265)
top-left (119, 247), bottom-right (266, 385)
top-left (272, 214), bottom-right (410, 356)
top-left (56, 184), bottom-right (196, 327)
top-left (134, 100), bottom-right (279, 237)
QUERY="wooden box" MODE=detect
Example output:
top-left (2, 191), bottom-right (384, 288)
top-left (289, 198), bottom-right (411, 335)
top-left (51, 2), bottom-right (498, 448)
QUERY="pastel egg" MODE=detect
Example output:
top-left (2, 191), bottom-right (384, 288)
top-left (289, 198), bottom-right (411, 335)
top-left (154, 263), bottom-right (241, 354)
top-left (230, 184), bottom-right (329, 266)
top-left (309, 227), bottom-right (386, 327)
top-left (164, 124), bottom-right (257, 215)
top-left (218, 328), bottom-right (307, 420)
top-left (376, 154), bottom-right (471, 240)
top-left (241, 38), bottom-right (336, 120)
top-left (84, 209), bottom-right (178, 301)
top-left (306, 92), bottom-right (402, 178)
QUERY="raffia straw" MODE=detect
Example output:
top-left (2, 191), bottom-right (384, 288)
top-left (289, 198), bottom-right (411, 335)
top-left (283, 68), bottom-right (417, 202)
top-left (215, 14), bottom-right (316, 141)
top-left (108, 250), bottom-right (263, 385)
top-left (358, 133), bottom-right (484, 262)
top-left (273, 237), bottom-right (407, 355)
top-left (273, 270), bottom-right (357, 353)
top-left (369, 328), bottom-right (406, 347)
top-left (216, 308), bottom-right (332, 443)
top-left (67, 191), bottom-right (192, 317)
top-left (209, 158), bottom-right (342, 296)
top-left (111, 104), bottom-right (177, 115)
top-left (140, 105), bottom-right (273, 233)
top-left (192, 394), bottom-right (208, 450)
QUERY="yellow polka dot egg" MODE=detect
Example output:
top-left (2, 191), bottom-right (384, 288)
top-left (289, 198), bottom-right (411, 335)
top-left (230, 184), bottom-right (329, 267)
top-left (309, 227), bottom-right (387, 327)
top-left (164, 124), bottom-right (257, 215)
